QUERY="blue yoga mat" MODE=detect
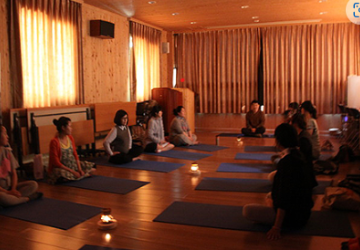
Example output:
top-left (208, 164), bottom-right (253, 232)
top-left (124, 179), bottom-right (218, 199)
top-left (216, 133), bottom-right (274, 138)
top-left (244, 145), bottom-right (278, 152)
top-left (146, 150), bottom-right (212, 161)
top-left (91, 158), bottom-right (184, 173)
top-left (0, 198), bottom-right (101, 230)
top-left (235, 153), bottom-right (273, 161)
top-left (195, 177), bottom-right (331, 194)
top-left (181, 144), bottom-right (228, 152)
top-left (319, 153), bottom-right (333, 161)
top-left (61, 175), bottom-right (149, 194)
top-left (153, 201), bottom-right (354, 238)
top-left (217, 163), bottom-right (275, 173)
top-left (217, 133), bottom-right (244, 137)
top-left (79, 245), bottom-right (130, 250)
top-left (235, 153), bottom-right (332, 163)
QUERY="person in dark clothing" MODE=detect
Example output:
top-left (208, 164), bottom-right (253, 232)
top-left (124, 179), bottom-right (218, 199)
top-left (241, 100), bottom-right (266, 137)
top-left (243, 123), bottom-right (317, 240)
top-left (291, 114), bottom-right (314, 166)
top-left (288, 102), bottom-right (299, 116)
top-left (103, 110), bottom-right (143, 164)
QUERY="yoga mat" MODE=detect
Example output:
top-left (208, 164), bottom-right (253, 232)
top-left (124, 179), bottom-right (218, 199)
top-left (216, 133), bottom-right (274, 138)
top-left (217, 163), bottom-right (275, 173)
top-left (91, 158), bottom-right (184, 173)
top-left (235, 153), bottom-right (332, 163)
top-left (181, 144), bottom-right (228, 152)
top-left (319, 154), bottom-right (333, 161)
top-left (79, 245), bottom-right (130, 250)
top-left (146, 150), bottom-right (212, 161)
top-left (0, 198), bottom-right (101, 230)
top-left (195, 177), bottom-right (331, 194)
top-left (61, 175), bottom-right (149, 194)
top-left (153, 201), bottom-right (354, 238)
top-left (235, 153), bottom-right (273, 161)
top-left (216, 133), bottom-right (244, 137)
top-left (244, 145), bottom-right (278, 152)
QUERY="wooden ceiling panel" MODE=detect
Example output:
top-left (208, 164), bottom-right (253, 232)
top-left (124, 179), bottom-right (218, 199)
top-left (83, 0), bottom-right (350, 32)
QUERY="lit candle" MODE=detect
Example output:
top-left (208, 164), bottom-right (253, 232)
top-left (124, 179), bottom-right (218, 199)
top-left (98, 208), bottom-right (117, 230)
top-left (190, 163), bottom-right (200, 175)
top-left (191, 163), bottom-right (199, 172)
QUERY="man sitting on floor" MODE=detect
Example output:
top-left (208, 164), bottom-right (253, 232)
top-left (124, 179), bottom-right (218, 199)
top-left (241, 100), bottom-right (266, 137)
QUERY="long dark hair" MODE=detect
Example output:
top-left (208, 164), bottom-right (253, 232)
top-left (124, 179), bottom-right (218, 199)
top-left (301, 100), bottom-right (317, 119)
top-left (53, 117), bottom-right (71, 133)
top-left (173, 106), bottom-right (184, 116)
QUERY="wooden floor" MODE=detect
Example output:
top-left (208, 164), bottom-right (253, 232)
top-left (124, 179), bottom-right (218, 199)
top-left (1, 132), bottom-right (359, 250)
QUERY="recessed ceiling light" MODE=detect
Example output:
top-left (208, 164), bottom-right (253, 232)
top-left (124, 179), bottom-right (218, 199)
top-left (252, 16), bottom-right (259, 19)
top-left (241, 5), bottom-right (249, 9)
top-left (320, 11), bottom-right (327, 15)
top-left (319, 0), bottom-right (327, 2)
top-left (190, 22), bottom-right (197, 24)
top-left (172, 12), bottom-right (179, 16)
top-left (254, 20), bottom-right (260, 23)
top-left (148, 1), bottom-right (156, 4)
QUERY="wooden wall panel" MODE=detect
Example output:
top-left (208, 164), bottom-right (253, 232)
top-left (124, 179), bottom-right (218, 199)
top-left (0, 0), bottom-right (11, 127)
top-left (160, 31), bottom-right (169, 87)
top-left (82, 4), bottom-right (129, 104)
top-left (160, 31), bottom-right (174, 88)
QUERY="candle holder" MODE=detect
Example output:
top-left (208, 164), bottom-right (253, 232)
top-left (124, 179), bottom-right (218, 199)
top-left (190, 162), bottom-right (201, 175)
top-left (97, 208), bottom-right (117, 230)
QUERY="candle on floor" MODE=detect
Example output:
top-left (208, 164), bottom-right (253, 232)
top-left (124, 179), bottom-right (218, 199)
top-left (98, 208), bottom-right (117, 230)
top-left (190, 162), bottom-right (201, 175)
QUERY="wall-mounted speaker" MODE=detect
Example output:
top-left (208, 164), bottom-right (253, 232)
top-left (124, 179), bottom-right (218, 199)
top-left (90, 20), bottom-right (115, 39)
top-left (162, 42), bottom-right (170, 54)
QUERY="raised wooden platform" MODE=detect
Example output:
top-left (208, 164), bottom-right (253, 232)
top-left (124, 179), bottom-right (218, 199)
top-left (195, 113), bottom-right (342, 133)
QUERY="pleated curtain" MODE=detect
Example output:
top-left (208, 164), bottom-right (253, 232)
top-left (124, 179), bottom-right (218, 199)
top-left (176, 23), bottom-right (360, 114)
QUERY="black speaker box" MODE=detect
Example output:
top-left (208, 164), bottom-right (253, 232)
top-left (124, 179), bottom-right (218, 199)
top-left (90, 20), bottom-right (115, 39)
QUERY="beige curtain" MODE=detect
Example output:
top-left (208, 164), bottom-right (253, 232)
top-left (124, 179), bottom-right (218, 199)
top-left (262, 23), bottom-right (360, 114)
top-left (11, 0), bottom-right (82, 108)
top-left (130, 22), bottom-right (161, 102)
top-left (176, 29), bottom-right (260, 113)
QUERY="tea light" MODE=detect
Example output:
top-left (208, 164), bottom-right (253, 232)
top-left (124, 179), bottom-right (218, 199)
top-left (98, 208), bottom-right (117, 230)
top-left (237, 137), bottom-right (242, 142)
top-left (190, 163), bottom-right (201, 175)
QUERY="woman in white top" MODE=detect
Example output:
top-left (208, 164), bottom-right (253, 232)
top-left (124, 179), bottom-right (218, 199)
top-left (144, 106), bottom-right (174, 153)
top-left (300, 101), bottom-right (321, 159)
top-left (103, 110), bottom-right (143, 164)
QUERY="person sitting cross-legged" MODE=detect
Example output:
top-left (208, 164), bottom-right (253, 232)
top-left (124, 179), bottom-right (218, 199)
top-left (243, 123), bottom-right (317, 240)
top-left (241, 100), bottom-right (266, 137)
top-left (0, 125), bottom-right (42, 206)
top-left (48, 117), bottom-right (96, 184)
